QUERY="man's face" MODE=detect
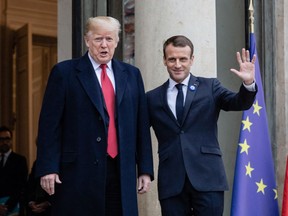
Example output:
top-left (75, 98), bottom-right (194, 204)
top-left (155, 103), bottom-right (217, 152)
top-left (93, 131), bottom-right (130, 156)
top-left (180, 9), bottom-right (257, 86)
top-left (0, 131), bottom-right (12, 153)
top-left (163, 44), bottom-right (194, 83)
top-left (85, 26), bottom-right (118, 64)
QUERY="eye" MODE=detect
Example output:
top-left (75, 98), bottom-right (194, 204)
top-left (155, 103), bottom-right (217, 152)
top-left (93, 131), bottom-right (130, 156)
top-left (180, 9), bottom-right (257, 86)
top-left (180, 58), bottom-right (188, 63)
top-left (94, 37), bottom-right (103, 42)
top-left (167, 58), bottom-right (176, 63)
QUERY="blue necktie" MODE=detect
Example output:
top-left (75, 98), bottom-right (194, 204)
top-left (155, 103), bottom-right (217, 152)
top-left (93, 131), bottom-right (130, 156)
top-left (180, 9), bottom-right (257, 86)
top-left (175, 83), bottom-right (184, 124)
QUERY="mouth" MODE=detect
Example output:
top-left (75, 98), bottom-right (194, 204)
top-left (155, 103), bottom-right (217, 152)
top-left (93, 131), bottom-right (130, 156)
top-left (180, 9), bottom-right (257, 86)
top-left (174, 70), bottom-right (183, 74)
top-left (100, 51), bottom-right (108, 56)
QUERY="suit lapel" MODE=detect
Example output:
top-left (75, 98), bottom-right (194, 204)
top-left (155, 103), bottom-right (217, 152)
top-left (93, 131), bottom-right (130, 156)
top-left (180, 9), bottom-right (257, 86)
top-left (3, 152), bottom-right (12, 167)
top-left (76, 53), bottom-right (106, 120)
top-left (182, 74), bottom-right (199, 124)
top-left (161, 80), bottom-right (178, 123)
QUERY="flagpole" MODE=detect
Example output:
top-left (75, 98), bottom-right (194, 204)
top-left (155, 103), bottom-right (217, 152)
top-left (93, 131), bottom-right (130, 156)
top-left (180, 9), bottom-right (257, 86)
top-left (249, 0), bottom-right (254, 34)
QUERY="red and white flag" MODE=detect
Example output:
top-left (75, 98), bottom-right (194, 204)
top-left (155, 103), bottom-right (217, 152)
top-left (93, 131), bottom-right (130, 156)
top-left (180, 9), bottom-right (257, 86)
top-left (282, 156), bottom-right (288, 216)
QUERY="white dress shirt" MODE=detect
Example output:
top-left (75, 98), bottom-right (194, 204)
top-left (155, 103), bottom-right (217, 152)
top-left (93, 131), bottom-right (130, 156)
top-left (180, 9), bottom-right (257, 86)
top-left (167, 75), bottom-right (190, 118)
top-left (1, 149), bottom-right (11, 167)
top-left (88, 53), bottom-right (116, 92)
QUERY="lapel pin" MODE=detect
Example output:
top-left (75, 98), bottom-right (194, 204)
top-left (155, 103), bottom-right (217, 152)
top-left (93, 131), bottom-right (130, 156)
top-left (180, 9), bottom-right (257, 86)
top-left (189, 85), bottom-right (196, 91)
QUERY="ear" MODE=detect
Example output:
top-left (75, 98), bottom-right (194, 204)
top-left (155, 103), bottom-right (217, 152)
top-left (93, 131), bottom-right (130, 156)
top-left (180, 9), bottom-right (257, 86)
top-left (163, 57), bottom-right (167, 66)
top-left (190, 55), bottom-right (195, 66)
top-left (114, 41), bottom-right (118, 49)
top-left (84, 36), bottom-right (90, 48)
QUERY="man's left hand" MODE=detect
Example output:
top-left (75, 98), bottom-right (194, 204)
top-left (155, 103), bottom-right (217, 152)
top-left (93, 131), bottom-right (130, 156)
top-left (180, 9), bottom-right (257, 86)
top-left (230, 48), bottom-right (256, 85)
top-left (137, 174), bottom-right (151, 194)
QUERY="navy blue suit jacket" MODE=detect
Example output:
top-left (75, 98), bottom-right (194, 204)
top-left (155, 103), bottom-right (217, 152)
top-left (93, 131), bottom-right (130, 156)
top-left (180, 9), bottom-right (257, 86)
top-left (0, 152), bottom-right (28, 212)
top-left (147, 74), bottom-right (257, 200)
top-left (35, 52), bottom-right (154, 216)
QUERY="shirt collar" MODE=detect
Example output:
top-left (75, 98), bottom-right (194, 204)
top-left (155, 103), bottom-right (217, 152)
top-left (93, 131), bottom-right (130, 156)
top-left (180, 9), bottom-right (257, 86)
top-left (88, 52), bottom-right (112, 71)
top-left (2, 149), bottom-right (12, 157)
top-left (168, 74), bottom-right (191, 89)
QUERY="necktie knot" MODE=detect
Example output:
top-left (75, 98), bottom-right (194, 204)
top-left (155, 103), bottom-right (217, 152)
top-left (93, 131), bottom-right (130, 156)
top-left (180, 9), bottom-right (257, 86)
top-left (176, 83), bottom-right (183, 91)
top-left (100, 64), bottom-right (107, 78)
top-left (100, 64), bottom-right (107, 70)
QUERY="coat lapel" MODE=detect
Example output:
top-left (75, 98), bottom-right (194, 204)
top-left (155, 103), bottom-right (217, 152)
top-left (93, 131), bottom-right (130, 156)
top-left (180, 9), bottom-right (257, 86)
top-left (112, 59), bottom-right (128, 107)
top-left (182, 74), bottom-right (199, 124)
top-left (76, 53), bottom-right (106, 120)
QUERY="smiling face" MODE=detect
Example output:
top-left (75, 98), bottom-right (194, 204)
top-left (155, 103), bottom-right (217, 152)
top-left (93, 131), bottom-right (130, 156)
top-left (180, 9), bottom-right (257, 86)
top-left (163, 44), bottom-right (194, 83)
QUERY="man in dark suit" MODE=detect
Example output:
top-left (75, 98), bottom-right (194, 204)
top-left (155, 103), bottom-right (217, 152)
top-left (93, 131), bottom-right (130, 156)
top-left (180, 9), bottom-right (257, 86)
top-left (0, 126), bottom-right (28, 216)
top-left (146, 35), bottom-right (257, 216)
top-left (35, 16), bottom-right (154, 216)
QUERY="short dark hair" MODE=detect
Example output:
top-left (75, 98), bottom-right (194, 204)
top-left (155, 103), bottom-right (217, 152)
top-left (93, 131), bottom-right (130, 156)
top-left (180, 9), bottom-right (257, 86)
top-left (0, 126), bottom-right (12, 138)
top-left (163, 35), bottom-right (194, 58)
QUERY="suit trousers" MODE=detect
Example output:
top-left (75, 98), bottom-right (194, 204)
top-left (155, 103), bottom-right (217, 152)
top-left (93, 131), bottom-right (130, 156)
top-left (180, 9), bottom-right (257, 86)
top-left (160, 175), bottom-right (224, 216)
top-left (105, 156), bottom-right (122, 216)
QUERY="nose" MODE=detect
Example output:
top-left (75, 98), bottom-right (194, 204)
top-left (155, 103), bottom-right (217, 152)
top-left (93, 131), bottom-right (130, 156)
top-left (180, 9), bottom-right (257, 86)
top-left (175, 59), bottom-right (181, 68)
top-left (100, 39), bottom-right (108, 47)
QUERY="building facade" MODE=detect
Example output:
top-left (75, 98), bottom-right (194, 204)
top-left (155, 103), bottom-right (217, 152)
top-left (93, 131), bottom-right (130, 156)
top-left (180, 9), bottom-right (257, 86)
top-left (0, 0), bottom-right (287, 215)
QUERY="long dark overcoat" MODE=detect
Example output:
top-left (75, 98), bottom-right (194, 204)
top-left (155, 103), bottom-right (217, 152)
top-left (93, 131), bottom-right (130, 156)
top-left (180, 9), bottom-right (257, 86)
top-left (35, 52), bottom-right (154, 216)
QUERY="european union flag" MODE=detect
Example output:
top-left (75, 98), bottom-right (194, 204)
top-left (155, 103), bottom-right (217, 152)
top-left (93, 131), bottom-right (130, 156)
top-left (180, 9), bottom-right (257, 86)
top-left (231, 33), bottom-right (279, 215)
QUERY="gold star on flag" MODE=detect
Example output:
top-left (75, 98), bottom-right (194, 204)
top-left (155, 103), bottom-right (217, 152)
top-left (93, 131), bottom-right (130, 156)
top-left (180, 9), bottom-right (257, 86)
top-left (273, 189), bottom-right (278, 199)
top-left (239, 139), bottom-right (250, 155)
top-left (256, 179), bottom-right (267, 194)
top-left (245, 162), bottom-right (254, 177)
top-left (253, 100), bottom-right (262, 116)
top-left (242, 116), bottom-right (252, 132)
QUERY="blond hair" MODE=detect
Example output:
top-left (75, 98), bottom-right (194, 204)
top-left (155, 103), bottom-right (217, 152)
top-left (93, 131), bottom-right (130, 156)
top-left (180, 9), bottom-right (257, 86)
top-left (84, 16), bottom-right (121, 42)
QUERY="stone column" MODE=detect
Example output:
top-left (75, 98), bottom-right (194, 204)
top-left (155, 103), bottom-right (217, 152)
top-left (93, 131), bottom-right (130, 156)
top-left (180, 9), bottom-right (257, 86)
top-left (58, 0), bottom-right (72, 62)
top-left (135, 1), bottom-right (217, 91)
top-left (135, 1), bottom-right (217, 215)
top-left (275, 0), bottom-right (288, 210)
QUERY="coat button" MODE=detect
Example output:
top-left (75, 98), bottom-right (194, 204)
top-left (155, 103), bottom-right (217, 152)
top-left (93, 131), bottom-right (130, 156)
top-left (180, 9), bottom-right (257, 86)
top-left (96, 137), bottom-right (101, 142)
